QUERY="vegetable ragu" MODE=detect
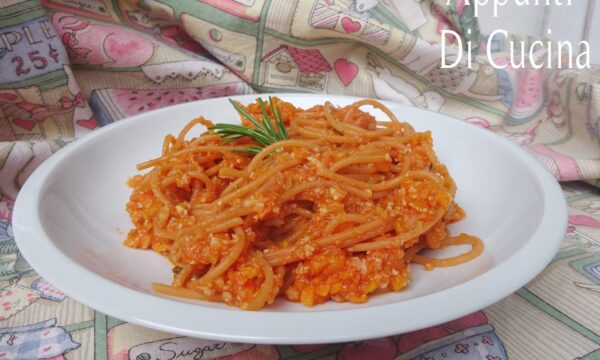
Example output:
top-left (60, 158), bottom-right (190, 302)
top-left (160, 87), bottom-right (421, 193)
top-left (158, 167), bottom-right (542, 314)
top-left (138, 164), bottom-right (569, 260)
top-left (124, 97), bottom-right (483, 310)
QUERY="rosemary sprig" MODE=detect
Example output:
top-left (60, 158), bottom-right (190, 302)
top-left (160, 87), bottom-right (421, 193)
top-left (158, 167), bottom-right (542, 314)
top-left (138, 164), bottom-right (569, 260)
top-left (210, 97), bottom-right (288, 155)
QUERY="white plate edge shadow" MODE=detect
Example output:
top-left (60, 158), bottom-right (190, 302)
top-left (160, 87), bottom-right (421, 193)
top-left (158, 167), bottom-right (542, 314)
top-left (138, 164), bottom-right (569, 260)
top-left (13, 93), bottom-right (567, 344)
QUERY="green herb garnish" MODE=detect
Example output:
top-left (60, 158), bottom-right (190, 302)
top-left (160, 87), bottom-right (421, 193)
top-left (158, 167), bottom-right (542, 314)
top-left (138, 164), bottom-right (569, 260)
top-left (210, 97), bottom-right (288, 155)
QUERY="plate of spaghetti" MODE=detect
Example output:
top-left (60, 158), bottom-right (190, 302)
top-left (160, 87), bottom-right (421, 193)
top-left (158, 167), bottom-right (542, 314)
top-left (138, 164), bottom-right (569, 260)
top-left (14, 94), bottom-right (566, 344)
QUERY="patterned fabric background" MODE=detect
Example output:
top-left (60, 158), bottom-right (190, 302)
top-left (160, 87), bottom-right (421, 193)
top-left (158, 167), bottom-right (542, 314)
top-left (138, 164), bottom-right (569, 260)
top-left (0, 0), bottom-right (599, 358)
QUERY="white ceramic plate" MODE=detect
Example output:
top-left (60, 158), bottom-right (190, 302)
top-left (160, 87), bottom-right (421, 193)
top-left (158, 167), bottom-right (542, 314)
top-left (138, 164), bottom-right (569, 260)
top-left (13, 94), bottom-right (567, 344)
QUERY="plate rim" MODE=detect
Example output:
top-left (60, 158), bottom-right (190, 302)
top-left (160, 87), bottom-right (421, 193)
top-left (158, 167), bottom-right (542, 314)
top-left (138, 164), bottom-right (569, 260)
top-left (13, 93), bottom-right (567, 344)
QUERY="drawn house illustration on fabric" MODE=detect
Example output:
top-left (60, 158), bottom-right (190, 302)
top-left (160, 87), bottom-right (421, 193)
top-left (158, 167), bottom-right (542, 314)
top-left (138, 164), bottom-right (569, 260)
top-left (262, 45), bottom-right (332, 92)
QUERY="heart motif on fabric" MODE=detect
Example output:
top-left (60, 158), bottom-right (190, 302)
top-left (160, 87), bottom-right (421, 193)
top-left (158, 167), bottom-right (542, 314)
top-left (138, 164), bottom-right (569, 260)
top-left (334, 59), bottom-right (359, 86)
top-left (341, 17), bottom-right (361, 33)
top-left (13, 118), bottom-right (36, 131)
top-left (0, 93), bottom-right (17, 101)
top-left (76, 116), bottom-right (98, 130)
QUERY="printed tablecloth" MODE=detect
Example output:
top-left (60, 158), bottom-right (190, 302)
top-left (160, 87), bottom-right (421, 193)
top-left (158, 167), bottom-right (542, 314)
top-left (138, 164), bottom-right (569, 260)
top-left (1, 0), bottom-right (600, 358)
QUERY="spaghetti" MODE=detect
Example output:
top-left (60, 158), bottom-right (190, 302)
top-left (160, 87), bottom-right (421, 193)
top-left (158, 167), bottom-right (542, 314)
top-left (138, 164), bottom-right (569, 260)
top-left (125, 97), bottom-right (483, 310)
